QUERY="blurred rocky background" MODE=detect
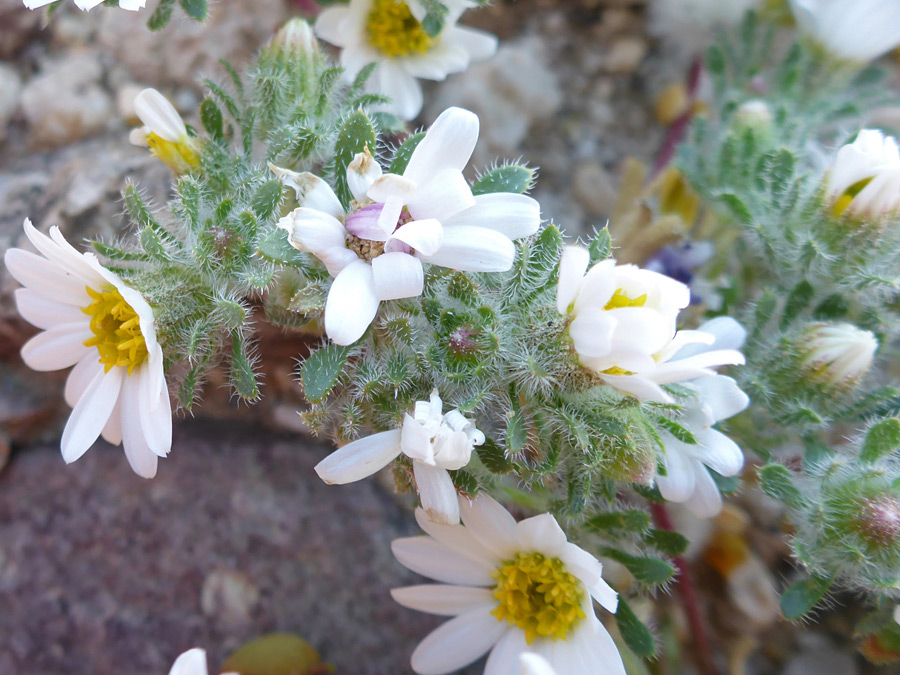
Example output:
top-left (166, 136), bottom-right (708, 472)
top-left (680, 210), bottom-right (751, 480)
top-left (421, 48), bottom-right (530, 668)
top-left (0, 0), bottom-right (893, 673)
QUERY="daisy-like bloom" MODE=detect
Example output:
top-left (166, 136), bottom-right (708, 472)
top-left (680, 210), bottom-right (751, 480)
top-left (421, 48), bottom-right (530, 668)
top-left (800, 322), bottom-right (878, 385)
top-left (825, 129), bottom-right (900, 219)
top-left (168, 649), bottom-right (237, 675)
top-left (23, 0), bottom-right (145, 10)
top-left (556, 246), bottom-right (744, 403)
top-left (655, 317), bottom-right (750, 519)
top-left (4, 220), bottom-right (171, 479)
top-left (277, 106), bottom-right (541, 346)
top-left (315, 0), bottom-right (497, 119)
top-left (129, 88), bottom-right (200, 175)
top-left (391, 494), bottom-right (625, 675)
top-left (789, 0), bottom-right (900, 62)
top-left (315, 391), bottom-right (484, 524)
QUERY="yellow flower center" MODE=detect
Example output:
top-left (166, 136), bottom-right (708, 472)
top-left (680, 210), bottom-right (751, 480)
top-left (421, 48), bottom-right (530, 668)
top-left (365, 0), bottom-right (434, 58)
top-left (145, 131), bottom-right (200, 175)
top-left (491, 552), bottom-right (586, 644)
top-left (832, 177), bottom-right (872, 218)
top-left (604, 288), bottom-right (648, 310)
top-left (82, 285), bottom-right (148, 374)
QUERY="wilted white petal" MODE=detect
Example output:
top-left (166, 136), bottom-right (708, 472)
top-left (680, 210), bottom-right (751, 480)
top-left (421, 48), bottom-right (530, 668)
top-left (414, 462), bottom-right (460, 525)
top-left (314, 429), bottom-right (402, 484)
top-left (371, 251), bottom-right (425, 301)
top-left (324, 260), bottom-right (380, 345)
top-left (421, 225), bottom-right (515, 272)
top-left (406, 169), bottom-right (475, 222)
top-left (271, 166), bottom-right (345, 219)
top-left (387, 219), bottom-right (444, 256)
top-left (444, 192), bottom-right (540, 240)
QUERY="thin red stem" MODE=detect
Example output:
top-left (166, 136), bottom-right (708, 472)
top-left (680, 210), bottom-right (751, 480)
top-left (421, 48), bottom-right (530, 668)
top-left (651, 57), bottom-right (704, 177)
top-left (651, 502), bottom-right (720, 675)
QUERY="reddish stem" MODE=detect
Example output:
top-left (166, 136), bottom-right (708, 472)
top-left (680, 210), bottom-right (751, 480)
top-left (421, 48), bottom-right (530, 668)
top-left (651, 57), bottom-right (704, 177)
top-left (650, 502), bottom-right (720, 675)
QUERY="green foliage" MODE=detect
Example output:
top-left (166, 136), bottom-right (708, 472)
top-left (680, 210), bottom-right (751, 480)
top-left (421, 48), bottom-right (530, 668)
top-left (615, 598), bottom-right (657, 658)
top-left (780, 576), bottom-right (832, 620)
top-left (330, 112), bottom-right (378, 207)
top-left (302, 344), bottom-right (351, 403)
top-left (473, 164), bottom-right (535, 195)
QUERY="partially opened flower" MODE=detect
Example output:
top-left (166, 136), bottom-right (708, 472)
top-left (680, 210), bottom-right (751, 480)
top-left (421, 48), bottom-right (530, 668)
top-left (801, 322), bottom-right (878, 385)
top-left (789, 0), bottom-right (900, 62)
top-left (23, 0), bottom-right (145, 10)
top-left (168, 648), bottom-right (237, 675)
top-left (391, 494), bottom-right (625, 675)
top-left (315, 0), bottom-right (497, 119)
top-left (656, 317), bottom-right (750, 518)
top-left (4, 219), bottom-right (171, 478)
top-left (556, 246), bottom-right (743, 403)
top-left (826, 129), bottom-right (900, 219)
top-left (315, 391), bottom-right (484, 524)
top-left (129, 88), bottom-right (200, 175)
top-left (277, 107), bottom-right (541, 345)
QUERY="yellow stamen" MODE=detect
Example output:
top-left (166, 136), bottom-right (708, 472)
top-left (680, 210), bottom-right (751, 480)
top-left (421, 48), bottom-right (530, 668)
top-left (604, 288), bottom-right (648, 310)
top-left (365, 0), bottom-right (434, 58)
top-left (82, 285), bottom-right (148, 374)
top-left (491, 552), bottom-right (586, 644)
top-left (145, 131), bottom-right (200, 175)
top-left (831, 177), bottom-right (872, 218)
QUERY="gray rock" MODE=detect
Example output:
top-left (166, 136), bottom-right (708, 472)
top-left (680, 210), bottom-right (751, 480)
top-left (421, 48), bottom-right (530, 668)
top-left (0, 63), bottom-right (22, 141)
top-left (21, 52), bottom-right (112, 149)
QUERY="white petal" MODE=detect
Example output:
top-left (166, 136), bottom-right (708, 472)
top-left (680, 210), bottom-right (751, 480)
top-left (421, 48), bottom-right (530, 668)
top-left (414, 463), bottom-right (460, 525)
top-left (571, 259), bottom-right (617, 316)
top-left (402, 414), bottom-right (436, 464)
top-left (168, 648), bottom-right (207, 675)
top-left (120, 375), bottom-right (159, 479)
top-left (324, 260), bottom-right (380, 345)
top-left (347, 150), bottom-right (384, 203)
top-left (414, 508), bottom-right (496, 566)
top-left (574, 616), bottom-right (626, 675)
top-left (406, 169), bottom-right (475, 222)
top-left (693, 375), bottom-right (749, 423)
top-left (410, 607), bottom-right (507, 675)
top-left (404, 107), bottom-right (479, 184)
top-left (371, 252), bottom-right (425, 301)
top-left (133, 89), bottom-right (186, 143)
top-left (318, 247), bottom-right (361, 278)
top-left (374, 62), bottom-right (424, 121)
top-left (65, 355), bottom-right (104, 408)
top-left (690, 429), bottom-right (744, 477)
top-left (137, 362), bottom-right (172, 458)
top-left (559, 543), bottom-right (618, 613)
top-left (654, 349), bottom-right (745, 384)
top-left (421, 225), bottom-right (515, 272)
top-left (683, 463), bottom-right (724, 519)
top-left (21, 323), bottom-right (91, 372)
top-left (26, 221), bottom-right (104, 285)
top-left (314, 429), bottom-right (402, 484)
top-left (392, 536), bottom-right (495, 586)
top-left (444, 193), bottom-right (540, 241)
top-left (14, 288), bottom-right (86, 330)
top-left (367, 173), bottom-right (419, 204)
top-left (270, 166), bottom-right (345, 219)
top-left (602, 373), bottom-right (673, 403)
top-left (314, 6), bottom-right (352, 46)
top-left (446, 26), bottom-right (498, 62)
top-left (568, 308), bottom-right (616, 359)
top-left (101, 395), bottom-right (123, 446)
top-left (486, 630), bottom-right (528, 675)
top-left (279, 208), bottom-right (347, 256)
top-left (61, 366), bottom-right (123, 464)
top-left (391, 584), bottom-right (495, 617)
top-left (4, 248), bottom-right (93, 306)
top-left (388, 219), bottom-right (444, 257)
top-left (675, 316), bottom-right (747, 359)
top-left (117, 0), bottom-right (147, 10)
top-left (556, 246), bottom-right (590, 314)
top-left (515, 513), bottom-right (568, 556)
top-left (518, 652), bottom-right (556, 675)
top-left (458, 494), bottom-right (519, 560)
top-left (657, 444), bottom-right (696, 503)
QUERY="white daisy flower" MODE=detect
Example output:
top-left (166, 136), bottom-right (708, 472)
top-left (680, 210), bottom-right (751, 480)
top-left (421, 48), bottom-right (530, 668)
top-left (826, 129), bottom-right (900, 219)
top-left (277, 106), bottom-right (541, 346)
top-left (789, 0), bottom-right (900, 62)
top-left (129, 88), bottom-right (200, 176)
top-left (655, 317), bottom-right (750, 519)
top-left (894, 604), bottom-right (900, 626)
top-left (4, 219), bottom-right (172, 479)
top-left (556, 246), bottom-right (743, 403)
top-left (168, 648), bottom-right (237, 675)
top-left (315, 391), bottom-right (484, 524)
top-left (23, 0), bottom-right (146, 11)
top-left (391, 494), bottom-right (625, 675)
top-left (801, 322), bottom-right (878, 385)
top-left (315, 0), bottom-right (497, 119)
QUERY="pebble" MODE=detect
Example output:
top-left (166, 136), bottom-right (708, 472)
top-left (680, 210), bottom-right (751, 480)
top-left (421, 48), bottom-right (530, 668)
top-left (604, 37), bottom-right (648, 74)
top-left (21, 53), bottom-right (113, 149)
top-left (200, 569), bottom-right (260, 628)
top-left (572, 161), bottom-right (619, 217)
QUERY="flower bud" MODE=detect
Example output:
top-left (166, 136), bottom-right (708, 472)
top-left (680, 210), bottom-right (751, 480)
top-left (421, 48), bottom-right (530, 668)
top-left (733, 99), bottom-right (774, 137)
top-left (800, 322), bottom-right (878, 385)
top-left (267, 18), bottom-right (321, 66)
